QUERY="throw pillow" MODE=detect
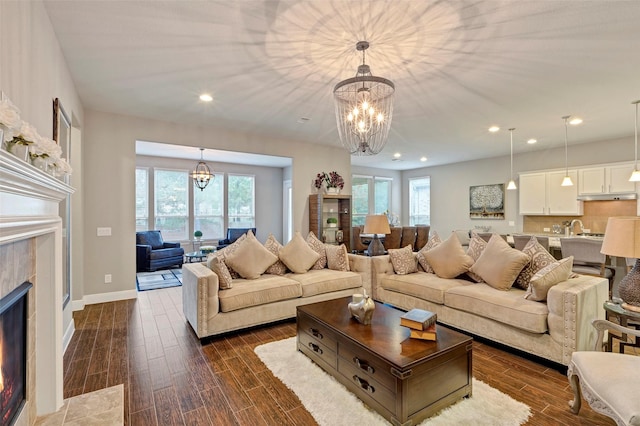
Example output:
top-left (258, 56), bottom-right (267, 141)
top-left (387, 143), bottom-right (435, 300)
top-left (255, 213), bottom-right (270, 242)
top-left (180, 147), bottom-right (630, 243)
top-left (207, 253), bottom-right (233, 289)
top-left (279, 232), bottom-right (320, 273)
top-left (220, 233), bottom-right (247, 278)
top-left (306, 231), bottom-right (327, 270)
top-left (466, 231), bottom-right (488, 282)
top-left (325, 244), bottom-right (350, 271)
top-left (423, 232), bottom-right (474, 279)
top-left (515, 237), bottom-right (557, 290)
top-left (389, 245), bottom-right (417, 275)
top-left (469, 234), bottom-right (530, 290)
top-left (525, 256), bottom-right (574, 301)
top-left (225, 231), bottom-right (278, 279)
top-left (264, 234), bottom-right (288, 275)
top-left (416, 231), bottom-right (442, 273)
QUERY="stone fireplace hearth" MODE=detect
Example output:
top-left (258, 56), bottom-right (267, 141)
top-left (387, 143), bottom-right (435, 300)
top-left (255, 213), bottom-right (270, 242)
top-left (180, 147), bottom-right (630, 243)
top-left (1, 151), bottom-right (74, 425)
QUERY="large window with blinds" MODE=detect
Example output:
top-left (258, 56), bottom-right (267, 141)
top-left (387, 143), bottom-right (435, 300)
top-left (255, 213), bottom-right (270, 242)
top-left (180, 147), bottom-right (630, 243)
top-left (351, 175), bottom-right (392, 225)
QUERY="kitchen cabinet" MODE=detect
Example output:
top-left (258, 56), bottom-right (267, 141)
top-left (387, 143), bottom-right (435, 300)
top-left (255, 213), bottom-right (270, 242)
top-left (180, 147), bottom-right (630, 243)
top-left (309, 193), bottom-right (352, 251)
top-left (578, 163), bottom-right (636, 195)
top-left (519, 170), bottom-right (582, 215)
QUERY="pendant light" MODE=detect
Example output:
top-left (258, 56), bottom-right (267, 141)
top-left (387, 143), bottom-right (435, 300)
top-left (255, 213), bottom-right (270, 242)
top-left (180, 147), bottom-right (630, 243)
top-left (561, 116), bottom-right (574, 187)
top-left (629, 100), bottom-right (640, 182)
top-left (192, 148), bottom-right (212, 191)
top-left (507, 128), bottom-right (517, 190)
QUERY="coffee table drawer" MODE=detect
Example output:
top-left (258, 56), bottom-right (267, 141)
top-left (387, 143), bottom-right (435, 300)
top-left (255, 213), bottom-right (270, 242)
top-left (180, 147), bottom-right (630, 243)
top-left (298, 331), bottom-right (337, 370)
top-left (297, 313), bottom-right (338, 352)
top-left (338, 356), bottom-right (396, 411)
top-left (338, 341), bottom-right (395, 392)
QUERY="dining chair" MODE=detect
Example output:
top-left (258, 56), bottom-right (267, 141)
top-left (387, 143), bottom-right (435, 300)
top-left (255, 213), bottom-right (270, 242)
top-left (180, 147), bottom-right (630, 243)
top-left (351, 226), bottom-right (368, 254)
top-left (382, 227), bottom-right (402, 250)
top-left (513, 235), bottom-right (550, 251)
top-left (560, 237), bottom-right (615, 296)
top-left (568, 319), bottom-right (640, 425)
top-left (400, 226), bottom-right (417, 249)
top-left (414, 225), bottom-right (430, 251)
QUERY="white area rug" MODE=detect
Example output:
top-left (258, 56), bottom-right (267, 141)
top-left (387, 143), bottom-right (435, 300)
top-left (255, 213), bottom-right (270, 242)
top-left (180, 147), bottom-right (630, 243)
top-left (255, 337), bottom-right (531, 426)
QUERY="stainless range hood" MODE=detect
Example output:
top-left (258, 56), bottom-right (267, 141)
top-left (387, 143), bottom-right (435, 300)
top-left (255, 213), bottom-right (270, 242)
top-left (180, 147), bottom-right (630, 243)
top-left (577, 193), bottom-right (638, 201)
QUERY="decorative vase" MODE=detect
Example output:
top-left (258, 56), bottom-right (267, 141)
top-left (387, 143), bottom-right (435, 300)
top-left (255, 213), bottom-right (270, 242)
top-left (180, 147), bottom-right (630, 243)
top-left (326, 187), bottom-right (339, 194)
top-left (348, 290), bottom-right (375, 325)
top-left (31, 156), bottom-right (50, 173)
top-left (6, 141), bottom-right (29, 162)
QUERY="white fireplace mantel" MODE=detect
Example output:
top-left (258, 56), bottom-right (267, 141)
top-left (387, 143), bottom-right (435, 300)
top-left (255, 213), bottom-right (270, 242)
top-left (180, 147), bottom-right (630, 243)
top-left (1, 150), bottom-right (74, 418)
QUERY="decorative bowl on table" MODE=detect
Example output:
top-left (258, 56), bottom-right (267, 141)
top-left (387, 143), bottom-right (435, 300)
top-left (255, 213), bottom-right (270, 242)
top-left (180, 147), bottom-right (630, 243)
top-left (200, 245), bottom-right (215, 254)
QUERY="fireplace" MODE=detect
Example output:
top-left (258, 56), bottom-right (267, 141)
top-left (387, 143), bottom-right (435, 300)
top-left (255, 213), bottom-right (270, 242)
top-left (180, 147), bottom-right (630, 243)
top-left (0, 282), bottom-right (31, 426)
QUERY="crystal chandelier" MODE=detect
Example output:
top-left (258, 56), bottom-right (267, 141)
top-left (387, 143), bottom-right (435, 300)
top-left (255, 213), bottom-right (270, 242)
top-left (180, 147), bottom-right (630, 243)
top-left (333, 41), bottom-right (395, 155)
top-left (192, 148), bottom-right (212, 191)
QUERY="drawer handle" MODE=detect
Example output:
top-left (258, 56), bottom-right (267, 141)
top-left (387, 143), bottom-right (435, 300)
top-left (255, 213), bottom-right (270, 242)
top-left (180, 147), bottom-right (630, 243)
top-left (308, 342), bottom-right (323, 355)
top-left (353, 357), bottom-right (375, 374)
top-left (309, 328), bottom-right (323, 339)
top-left (353, 375), bottom-right (375, 393)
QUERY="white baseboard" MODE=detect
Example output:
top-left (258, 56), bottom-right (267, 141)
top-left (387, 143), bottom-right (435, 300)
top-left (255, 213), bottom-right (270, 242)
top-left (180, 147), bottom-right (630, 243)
top-left (63, 318), bottom-right (75, 353)
top-left (71, 289), bottom-right (138, 311)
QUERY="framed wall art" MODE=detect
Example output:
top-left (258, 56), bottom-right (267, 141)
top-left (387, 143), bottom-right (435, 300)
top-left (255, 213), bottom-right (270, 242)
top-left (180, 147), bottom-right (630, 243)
top-left (469, 183), bottom-right (505, 220)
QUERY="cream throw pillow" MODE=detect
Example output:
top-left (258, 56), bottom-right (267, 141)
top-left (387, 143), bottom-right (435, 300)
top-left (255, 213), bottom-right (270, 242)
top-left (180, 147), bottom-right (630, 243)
top-left (279, 232), bottom-right (320, 273)
top-left (264, 234), bottom-right (288, 275)
top-left (416, 232), bottom-right (442, 273)
top-left (389, 245), bottom-right (417, 275)
top-left (423, 232), bottom-right (473, 279)
top-left (325, 244), bottom-right (350, 271)
top-left (225, 231), bottom-right (278, 279)
top-left (466, 231), bottom-right (488, 282)
top-left (515, 236), bottom-right (557, 290)
top-left (525, 256), bottom-right (574, 301)
top-left (469, 234), bottom-right (530, 290)
top-left (207, 253), bottom-right (233, 289)
top-left (307, 231), bottom-right (327, 270)
top-left (220, 233), bottom-right (247, 278)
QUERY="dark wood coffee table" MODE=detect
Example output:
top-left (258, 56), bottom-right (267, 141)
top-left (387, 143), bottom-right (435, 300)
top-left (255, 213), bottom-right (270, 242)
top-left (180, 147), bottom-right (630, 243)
top-left (297, 297), bottom-right (472, 426)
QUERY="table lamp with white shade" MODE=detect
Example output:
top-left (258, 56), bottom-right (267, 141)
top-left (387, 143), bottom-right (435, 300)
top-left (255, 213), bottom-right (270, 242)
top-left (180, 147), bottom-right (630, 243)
top-left (363, 215), bottom-right (391, 256)
top-left (600, 216), bottom-right (640, 312)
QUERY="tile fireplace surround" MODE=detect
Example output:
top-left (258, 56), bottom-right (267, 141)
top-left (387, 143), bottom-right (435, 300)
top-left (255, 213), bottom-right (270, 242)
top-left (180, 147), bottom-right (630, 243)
top-left (0, 151), bottom-right (74, 425)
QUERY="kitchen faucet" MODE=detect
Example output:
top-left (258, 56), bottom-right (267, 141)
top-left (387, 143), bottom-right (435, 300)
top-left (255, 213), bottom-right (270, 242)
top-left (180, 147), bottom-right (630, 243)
top-left (569, 219), bottom-right (584, 236)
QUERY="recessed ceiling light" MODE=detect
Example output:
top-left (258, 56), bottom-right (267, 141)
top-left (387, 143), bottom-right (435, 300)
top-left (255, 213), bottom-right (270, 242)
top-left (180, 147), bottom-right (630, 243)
top-left (393, 152), bottom-right (401, 158)
top-left (420, 156), bottom-right (427, 162)
top-left (199, 93), bottom-right (213, 102)
top-left (488, 126), bottom-right (500, 132)
top-left (527, 138), bottom-right (537, 144)
top-left (569, 117), bottom-right (583, 125)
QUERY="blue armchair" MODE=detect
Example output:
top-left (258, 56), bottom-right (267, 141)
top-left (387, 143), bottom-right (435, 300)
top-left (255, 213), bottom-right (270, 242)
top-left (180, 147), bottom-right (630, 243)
top-left (136, 230), bottom-right (184, 272)
top-left (216, 228), bottom-right (256, 250)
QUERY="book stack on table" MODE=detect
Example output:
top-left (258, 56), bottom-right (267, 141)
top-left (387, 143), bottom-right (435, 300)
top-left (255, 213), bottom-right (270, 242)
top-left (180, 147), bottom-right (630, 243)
top-left (400, 308), bottom-right (437, 341)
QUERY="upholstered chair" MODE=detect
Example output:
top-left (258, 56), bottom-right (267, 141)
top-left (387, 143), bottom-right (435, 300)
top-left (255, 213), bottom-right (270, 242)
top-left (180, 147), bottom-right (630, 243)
top-left (216, 228), bottom-right (256, 250)
top-left (560, 237), bottom-right (615, 296)
top-left (351, 226), bottom-right (368, 253)
top-left (382, 227), bottom-right (401, 250)
top-left (513, 235), bottom-right (550, 252)
top-left (400, 226), bottom-right (417, 249)
top-left (568, 319), bottom-right (640, 425)
top-left (135, 230), bottom-right (184, 272)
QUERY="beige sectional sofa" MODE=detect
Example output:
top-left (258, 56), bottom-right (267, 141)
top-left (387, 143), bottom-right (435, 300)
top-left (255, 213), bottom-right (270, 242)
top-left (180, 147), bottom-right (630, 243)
top-left (182, 254), bottom-right (371, 338)
top-left (371, 253), bottom-right (608, 366)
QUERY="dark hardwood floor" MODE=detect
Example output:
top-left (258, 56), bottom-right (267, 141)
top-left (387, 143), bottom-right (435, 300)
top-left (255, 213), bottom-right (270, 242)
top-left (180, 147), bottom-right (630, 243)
top-left (63, 286), bottom-right (615, 425)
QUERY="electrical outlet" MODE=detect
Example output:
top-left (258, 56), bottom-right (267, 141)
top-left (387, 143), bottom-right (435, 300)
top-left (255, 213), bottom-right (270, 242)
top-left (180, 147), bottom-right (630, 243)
top-left (97, 227), bottom-right (112, 237)
top-left (543, 227), bottom-right (550, 232)
top-left (104, 274), bottom-right (112, 283)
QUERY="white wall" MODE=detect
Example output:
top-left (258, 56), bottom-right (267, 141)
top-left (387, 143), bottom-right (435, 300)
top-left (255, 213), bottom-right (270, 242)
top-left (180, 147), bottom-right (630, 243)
top-left (1, 0), bottom-right (84, 344)
top-left (402, 136), bottom-right (635, 237)
top-left (136, 154), bottom-right (284, 242)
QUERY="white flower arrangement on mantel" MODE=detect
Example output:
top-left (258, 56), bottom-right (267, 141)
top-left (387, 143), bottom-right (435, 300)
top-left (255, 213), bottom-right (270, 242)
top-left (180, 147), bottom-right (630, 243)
top-left (0, 95), bottom-right (72, 177)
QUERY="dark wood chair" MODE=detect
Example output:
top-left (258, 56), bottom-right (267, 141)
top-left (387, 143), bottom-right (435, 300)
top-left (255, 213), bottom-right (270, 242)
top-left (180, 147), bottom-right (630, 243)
top-left (400, 226), bottom-right (417, 249)
top-left (351, 226), bottom-right (368, 253)
top-left (383, 227), bottom-right (402, 250)
top-left (414, 225), bottom-right (430, 251)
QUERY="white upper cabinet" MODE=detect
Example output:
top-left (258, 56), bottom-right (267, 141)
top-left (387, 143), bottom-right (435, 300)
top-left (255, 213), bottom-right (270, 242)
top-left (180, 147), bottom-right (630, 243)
top-left (578, 163), bottom-right (636, 195)
top-left (519, 170), bottom-right (582, 216)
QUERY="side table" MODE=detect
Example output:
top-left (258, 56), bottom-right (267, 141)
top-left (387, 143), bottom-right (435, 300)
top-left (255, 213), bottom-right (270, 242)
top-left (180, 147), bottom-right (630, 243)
top-left (603, 300), bottom-right (640, 353)
top-left (185, 251), bottom-right (208, 263)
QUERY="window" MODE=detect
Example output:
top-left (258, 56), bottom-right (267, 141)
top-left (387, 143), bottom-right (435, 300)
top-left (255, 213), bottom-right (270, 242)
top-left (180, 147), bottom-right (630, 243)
top-left (351, 175), bottom-right (392, 226)
top-left (194, 173), bottom-right (224, 239)
top-left (228, 174), bottom-right (255, 227)
top-left (154, 169), bottom-right (189, 241)
top-left (409, 177), bottom-right (430, 226)
top-left (135, 168), bottom-right (148, 231)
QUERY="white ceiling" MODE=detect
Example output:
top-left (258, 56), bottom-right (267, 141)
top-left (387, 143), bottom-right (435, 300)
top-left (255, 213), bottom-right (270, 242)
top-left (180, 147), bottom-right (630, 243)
top-left (43, 1), bottom-right (640, 170)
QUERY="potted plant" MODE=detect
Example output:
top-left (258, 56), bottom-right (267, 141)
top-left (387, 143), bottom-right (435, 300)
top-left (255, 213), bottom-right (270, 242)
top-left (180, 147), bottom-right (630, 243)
top-left (314, 171), bottom-right (345, 194)
top-left (194, 230), bottom-right (203, 241)
top-left (326, 217), bottom-right (338, 228)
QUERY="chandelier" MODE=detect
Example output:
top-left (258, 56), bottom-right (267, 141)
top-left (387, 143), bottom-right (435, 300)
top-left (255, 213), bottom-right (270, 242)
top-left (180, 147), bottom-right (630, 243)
top-left (192, 148), bottom-right (212, 191)
top-left (333, 41), bottom-right (395, 155)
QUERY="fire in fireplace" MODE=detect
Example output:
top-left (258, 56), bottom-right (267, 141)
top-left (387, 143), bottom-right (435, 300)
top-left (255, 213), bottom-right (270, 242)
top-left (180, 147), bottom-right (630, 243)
top-left (0, 282), bottom-right (31, 426)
